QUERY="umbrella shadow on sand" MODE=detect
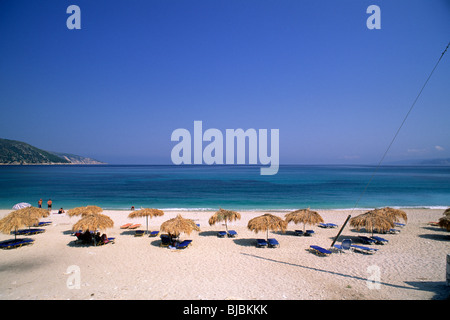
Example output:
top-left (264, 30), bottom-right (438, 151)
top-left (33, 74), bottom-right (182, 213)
top-left (417, 233), bottom-right (450, 242)
top-left (233, 238), bottom-right (257, 247)
top-left (199, 231), bottom-right (220, 237)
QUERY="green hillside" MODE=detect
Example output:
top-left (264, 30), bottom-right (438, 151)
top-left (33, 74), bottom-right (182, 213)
top-left (0, 138), bottom-right (104, 165)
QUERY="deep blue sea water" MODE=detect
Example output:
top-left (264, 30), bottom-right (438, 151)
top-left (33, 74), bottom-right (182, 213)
top-left (0, 165), bottom-right (448, 211)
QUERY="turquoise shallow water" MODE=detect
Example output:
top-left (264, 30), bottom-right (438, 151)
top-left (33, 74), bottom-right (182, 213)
top-left (0, 165), bottom-right (449, 210)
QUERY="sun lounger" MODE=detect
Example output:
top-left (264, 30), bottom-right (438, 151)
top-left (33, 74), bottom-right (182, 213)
top-left (304, 230), bottom-right (315, 236)
top-left (176, 240), bottom-right (192, 249)
top-left (394, 222), bottom-right (405, 228)
top-left (371, 236), bottom-right (388, 245)
top-left (120, 223), bottom-right (133, 229)
top-left (148, 231), bottom-right (159, 237)
top-left (295, 230), bottom-right (304, 236)
top-left (319, 223), bottom-right (338, 228)
top-left (351, 245), bottom-right (378, 254)
top-left (227, 230), bottom-right (237, 238)
top-left (268, 238), bottom-right (280, 248)
top-left (256, 239), bottom-right (268, 248)
top-left (0, 238), bottom-right (35, 249)
top-left (334, 239), bottom-right (352, 253)
top-left (12, 228), bottom-right (45, 236)
top-left (309, 245), bottom-right (332, 256)
top-left (36, 221), bottom-right (52, 227)
top-left (358, 235), bottom-right (376, 244)
top-left (134, 230), bottom-right (145, 237)
top-left (96, 237), bottom-right (115, 246)
top-left (160, 234), bottom-right (171, 247)
top-left (128, 224), bottom-right (141, 230)
top-left (217, 231), bottom-right (227, 238)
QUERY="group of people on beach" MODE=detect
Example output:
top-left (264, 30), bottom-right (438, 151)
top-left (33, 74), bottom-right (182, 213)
top-left (75, 230), bottom-right (110, 246)
top-left (37, 198), bottom-right (65, 214)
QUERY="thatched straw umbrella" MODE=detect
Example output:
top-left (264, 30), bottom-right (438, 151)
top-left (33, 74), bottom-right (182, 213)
top-left (128, 208), bottom-right (164, 235)
top-left (438, 215), bottom-right (450, 231)
top-left (247, 213), bottom-right (287, 241)
top-left (14, 206), bottom-right (49, 220)
top-left (350, 210), bottom-right (395, 236)
top-left (208, 208), bottom-right (241, 233)
top-left (443, 208), bottom-right (450, 216)
top-left (377, 207), bottom-right (408, 223)
top-left (285, 208), bottom-right (324, 233)
top-left (67, 205), bottom-right (103, 217)
top-left (0, 210), bottom-right (40, 239)
top-left (160, 214), bottom-right (200, 239)
top-left (71, 213), bottom-right (114, 233)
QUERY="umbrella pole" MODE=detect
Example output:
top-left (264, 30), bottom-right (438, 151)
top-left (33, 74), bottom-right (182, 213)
top-left (225, 220), bottom-right (228, 233)
top-left (146, 216), bottom-right (149, 235)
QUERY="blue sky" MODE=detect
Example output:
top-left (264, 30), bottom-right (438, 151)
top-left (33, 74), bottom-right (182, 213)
top-left (0, 0), bottom-right (449, 165)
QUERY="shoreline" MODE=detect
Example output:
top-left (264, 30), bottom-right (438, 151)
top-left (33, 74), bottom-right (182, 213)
top-left (0, 208), bottom-right (449, 300)
top-left (1, 205), bottom-right (448, 212)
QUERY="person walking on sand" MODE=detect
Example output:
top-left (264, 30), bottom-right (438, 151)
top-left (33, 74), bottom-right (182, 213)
top-left (38, 199), bottom-right (42, 208)
top-left (47, 199), bottom-right (52, 212)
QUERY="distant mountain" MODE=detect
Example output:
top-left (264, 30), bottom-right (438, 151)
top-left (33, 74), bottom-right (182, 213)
top-left (418, 158), bottom-right (450, 165)
top-left (386, 158), bottom-right (450, 166)
top-left (0, 138), bottom-right (105, 165)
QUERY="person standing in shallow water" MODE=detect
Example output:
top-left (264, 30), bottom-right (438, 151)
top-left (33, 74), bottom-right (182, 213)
top-left (47, 199), bottom-right (52, 212)
top-left (38, 199), bottom-right (42, 208)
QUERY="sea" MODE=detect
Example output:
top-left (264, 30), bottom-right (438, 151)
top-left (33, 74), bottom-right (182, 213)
top-left (0, 165), bottom-right (449, 211)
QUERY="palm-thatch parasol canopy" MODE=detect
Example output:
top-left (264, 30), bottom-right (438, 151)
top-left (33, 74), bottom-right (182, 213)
top-left (443, 208), bottom-right (450, 216)
top-left (67, 205), bottom-right (103, 217)
top-left (376, 207), bottom-right (408, 223)
top-left (285, 208), bottom-right (324, 232)
top-left (71, 213), bottom-right (114, 232)
top-left (0, 209), bottom-right (41, 239)
top-left (247, 213), bottom-right (287, 241)
top-left (13, 206), bottom-right (50, 219)
top-left (438, 215), bottom-right (450, 231)
top-left (160, 214), bottom-right (200, 238)
top-left (128, 208), bottom-right (164, 234)
top-left (350, 210), bottom-right (395, 236)
top-left (208, 208), bottom-right (241, 232)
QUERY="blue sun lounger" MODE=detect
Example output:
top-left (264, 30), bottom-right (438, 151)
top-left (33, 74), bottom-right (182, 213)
top-left (256, 239), bottom-right (268, 248)
top-left (217, 231), bottom-right (227, 238)
top-left (295, 230), bottom-right (304, 236)
top-left (149, 231), bottom-right (159, 237)
top-left (351, 245), bottom-right (378, 254)
top-left (319, 223), bottom-right (338, 228)
top-left (305, 230), bottom-right (315, 236)
top-left (176, 240), bottom-right (192, 249)
top-left (12, 228), bottom-right (45, 236)
top-left (134, 230), bottom-right (145, 237)
top-left (268, 238), bottom-right (279, 248)
top-left (160, 234), bottom-right (171, 247)
top-left (333, 239), bottom-right (352, 253)
top-left (227, 230), bottom-right (237, 238)
top-left (309, 245), bottom-right (332, 256)
top-left (36, 221), bottom-right (52, 227)
top-left (371, 236), bottom-right (388, 245)
top-left (0, 238), bottom-right (35, 249)
top-left (358, 235), bottom-right (376, 244)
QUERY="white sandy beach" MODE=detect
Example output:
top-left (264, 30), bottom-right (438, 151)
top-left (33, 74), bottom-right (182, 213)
top-left (0, 208), bottom-right (449, 300)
